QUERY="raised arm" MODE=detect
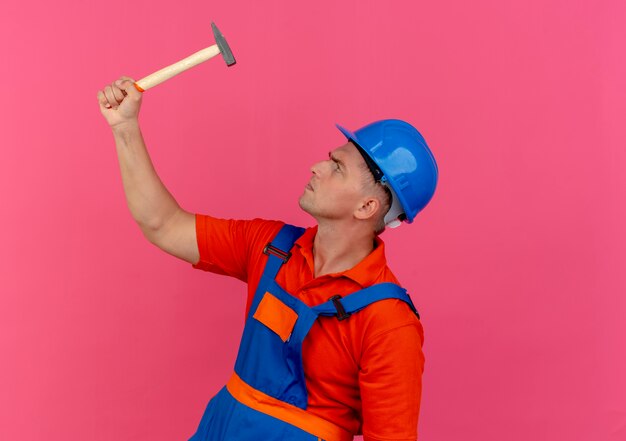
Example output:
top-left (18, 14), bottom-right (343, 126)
top-left (97, 77), bottom-right (199, 264)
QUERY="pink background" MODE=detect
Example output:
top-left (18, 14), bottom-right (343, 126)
top-left (1, 0), bottom-right (624, 439)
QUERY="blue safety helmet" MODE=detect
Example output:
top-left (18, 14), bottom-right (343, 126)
top-left (336, 119), bottom-right (438, 227)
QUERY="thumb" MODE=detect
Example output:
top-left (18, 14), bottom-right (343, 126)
top-left (116, 78), bottom-right (141, 98)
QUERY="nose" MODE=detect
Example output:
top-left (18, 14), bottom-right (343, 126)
top-left (310, 160), bottom-right (324, 176)
top-left (311, 154), bottom-right (336, 175)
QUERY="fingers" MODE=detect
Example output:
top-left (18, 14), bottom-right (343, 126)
top-left (97, 89), bottom-right (111, 110)
top-left (107, 83), bottom-right (126, 106)
top-left (97, 76), bottom-right (140, 110)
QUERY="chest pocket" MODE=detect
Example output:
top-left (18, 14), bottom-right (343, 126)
top-left (253, 292), bottom-right (298, 342)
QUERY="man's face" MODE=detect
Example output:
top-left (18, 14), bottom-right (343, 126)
top-left (299, 142), bottom-right (373, 222)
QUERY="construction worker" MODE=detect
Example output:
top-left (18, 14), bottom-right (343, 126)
top-left (97, 76), bottom-right (438, 441)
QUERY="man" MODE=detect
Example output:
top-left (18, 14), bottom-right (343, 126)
top-left (97, 76), bottom-right (438, 441)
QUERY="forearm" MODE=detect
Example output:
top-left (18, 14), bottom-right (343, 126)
top-left (111, 120), bottom-right (180, 235)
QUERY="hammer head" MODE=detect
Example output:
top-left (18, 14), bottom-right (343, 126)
top-left (211, 22), bottom-right (236, 66)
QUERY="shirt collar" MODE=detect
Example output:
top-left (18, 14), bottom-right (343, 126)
top-left (294, 225), bottom-right (388, 287)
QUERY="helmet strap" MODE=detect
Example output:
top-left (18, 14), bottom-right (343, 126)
top-left (353, 143), bottom-right (385, 182)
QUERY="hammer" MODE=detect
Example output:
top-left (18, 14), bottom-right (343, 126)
top-left (132, 22), bottom-right (236, 93)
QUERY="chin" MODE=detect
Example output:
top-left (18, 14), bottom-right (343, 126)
top-left (298, 195), bottom-right (317, 218)
top-left (298, 195), bottom-right (310, 213)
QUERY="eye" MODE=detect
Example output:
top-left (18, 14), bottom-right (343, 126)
top-left (328, 152), bottom-right (341, 172)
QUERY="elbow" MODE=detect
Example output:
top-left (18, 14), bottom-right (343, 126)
top-left (136, 207), bottom-right (183, 245)
top-left (136, 218), bottom-right (163, 243)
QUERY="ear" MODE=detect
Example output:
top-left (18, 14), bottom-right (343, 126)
top-left (354, 197), bottom-right (381, 221)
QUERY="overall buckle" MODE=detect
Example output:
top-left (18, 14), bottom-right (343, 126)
top-left (263, 244), bottom-right (291, 262)
top-left (329, 295), bottom-right (351, 321)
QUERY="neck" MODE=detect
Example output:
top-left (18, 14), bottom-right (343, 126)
top-left (312, 219), bottom-right (376, 278)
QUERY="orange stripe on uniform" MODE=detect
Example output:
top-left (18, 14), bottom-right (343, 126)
top-left (226, 372), bottom-right (353, 441)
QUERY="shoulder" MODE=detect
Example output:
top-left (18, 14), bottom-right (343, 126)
top-left (193, 215), bottom-right (287, 279)
top-left (241, 217), bottom-right (286, 244)
top-left (355, 295), bottom-right (424, 373)
top-left (357, 276), bottom-right (423, 349)
top-left (195, 213), bottom-right (283, 232)
top-left (363, 295), bottom-right (421, 334)
top-left (195, 214), bottom-right (285, 246)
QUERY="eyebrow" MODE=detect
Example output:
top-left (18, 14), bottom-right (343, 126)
top-left (328, 151), bottom-right (348, 170)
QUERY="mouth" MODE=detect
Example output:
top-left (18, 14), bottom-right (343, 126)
top-left (305, 183), bottom-right (314, 191)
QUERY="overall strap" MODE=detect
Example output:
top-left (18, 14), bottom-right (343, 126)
top-left (259, 223), bottom-right (306, 283)
top-left (312, 282), bottom-right (420, 320)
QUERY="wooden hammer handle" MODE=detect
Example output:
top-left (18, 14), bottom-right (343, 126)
top-left (134, 44), bottom-right (221, 92)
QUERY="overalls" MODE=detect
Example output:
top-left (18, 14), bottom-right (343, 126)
top-left (188, 224), bottom-right (419, 441)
